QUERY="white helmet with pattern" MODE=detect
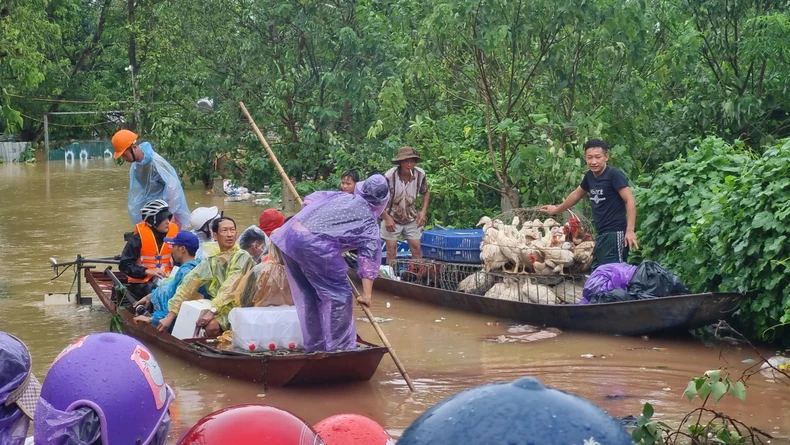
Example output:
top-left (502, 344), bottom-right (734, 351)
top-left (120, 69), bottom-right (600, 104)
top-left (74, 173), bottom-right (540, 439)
top-left (141, 199), bottom-right (170, 223)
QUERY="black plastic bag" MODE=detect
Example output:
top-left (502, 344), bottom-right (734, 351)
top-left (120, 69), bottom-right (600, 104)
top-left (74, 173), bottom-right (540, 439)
top-left (627, 261), bottom-right (689, 299)
top-left (588, 288), bottom-right (633, 304)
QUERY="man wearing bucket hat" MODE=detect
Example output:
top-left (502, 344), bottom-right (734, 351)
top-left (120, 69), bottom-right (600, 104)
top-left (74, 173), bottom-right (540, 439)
top-left (112, 129), bottom-right (191, 229)
top-left (382, 146), bottom-right (431, 265)
top-left (0, 332), bottom-right (41, 445)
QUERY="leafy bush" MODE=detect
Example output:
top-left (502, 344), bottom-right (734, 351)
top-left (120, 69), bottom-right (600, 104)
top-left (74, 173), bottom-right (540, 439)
top-left (637, 136), bottom-right (790, 344)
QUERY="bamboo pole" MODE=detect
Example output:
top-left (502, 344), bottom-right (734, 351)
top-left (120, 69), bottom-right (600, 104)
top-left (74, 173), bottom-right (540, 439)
top-left (239, 102), bottom-right (303, 207)
top-left (239, 102), bottom-right (416, 392)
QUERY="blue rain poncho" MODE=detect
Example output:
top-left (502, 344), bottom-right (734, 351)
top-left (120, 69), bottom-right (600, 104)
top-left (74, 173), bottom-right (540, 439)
top-left (127, 142), bottom-right (191, 229)
top-left (150, 259), bottom-right (201, 327)
top-left (270, 175), bottom-right (389, 352)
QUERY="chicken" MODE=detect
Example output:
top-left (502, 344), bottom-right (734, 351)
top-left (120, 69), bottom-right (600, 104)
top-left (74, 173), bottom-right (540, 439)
top-left (530, 253), bottom-right (563, 275)
top-left (571, 238), bottom-right (595, 273)
top-left (457, 270), bottom-right (495, 295)
top-left (537, 244), bottom-right (575, 271)
top-left (484, 278), bottom-right (522, 302)
top-left (553, 281), bottom-right (585, 304)
top-left (521, 278), bottom-right (557, 304)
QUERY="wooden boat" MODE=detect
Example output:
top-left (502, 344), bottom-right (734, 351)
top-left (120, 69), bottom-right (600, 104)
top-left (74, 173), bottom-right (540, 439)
top-left (86, 267), bottom-right (387, 386)
top-left (349, 267), bottom-right (742, 336)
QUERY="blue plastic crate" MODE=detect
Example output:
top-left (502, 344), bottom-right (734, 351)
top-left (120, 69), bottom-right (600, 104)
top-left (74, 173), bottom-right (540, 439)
top-left (421, 229), bottom-right (483, 264)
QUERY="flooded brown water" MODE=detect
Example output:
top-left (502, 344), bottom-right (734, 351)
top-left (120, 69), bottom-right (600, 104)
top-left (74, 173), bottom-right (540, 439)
top-left (1, 159), bottom-right (789, 443)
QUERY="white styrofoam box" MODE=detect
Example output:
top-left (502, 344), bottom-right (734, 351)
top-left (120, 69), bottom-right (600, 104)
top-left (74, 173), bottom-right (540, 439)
top-left (229, 306), bottom-right (303, 352)
top-left (171, 299), bottom-right (213, 339)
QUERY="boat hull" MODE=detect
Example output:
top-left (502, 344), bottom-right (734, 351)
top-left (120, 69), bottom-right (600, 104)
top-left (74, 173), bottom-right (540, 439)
top-left (352, 271), bottom-right (741, 335)
top-left (87, 268), bottom-right (387, 386)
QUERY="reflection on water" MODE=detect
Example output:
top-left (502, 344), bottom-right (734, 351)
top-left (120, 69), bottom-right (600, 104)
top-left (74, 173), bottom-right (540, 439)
top-left (1, 160), bottom-right (789, 443)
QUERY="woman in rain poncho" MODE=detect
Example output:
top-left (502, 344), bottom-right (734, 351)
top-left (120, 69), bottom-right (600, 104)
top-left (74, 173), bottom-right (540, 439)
top-left (270, 175), bottom-right (389, 353)
top-left (112, 129), bottom-right (191, 229)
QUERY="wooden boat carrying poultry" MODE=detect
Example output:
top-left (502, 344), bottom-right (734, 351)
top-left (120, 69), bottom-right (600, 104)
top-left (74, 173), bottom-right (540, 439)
top-left (86, 267), bottom-right (387, 386)
top-left (348, 262), bottom-right (743, 336)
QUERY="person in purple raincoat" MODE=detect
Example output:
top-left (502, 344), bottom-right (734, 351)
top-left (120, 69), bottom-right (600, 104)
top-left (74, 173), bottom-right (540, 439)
top-left (270, 174), bottom-right (390, 353)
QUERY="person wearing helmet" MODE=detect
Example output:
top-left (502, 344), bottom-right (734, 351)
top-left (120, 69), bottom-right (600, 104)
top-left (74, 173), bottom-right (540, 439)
top-left (270, 175), bottom-right (389, 352)
top-left (177, 404), bottom-right (324, 444)
top-left (119, 199), bottom-right (180, 299)
top-left (112, 129), bottom-right (191, 229)
top-left (159, 217), bottom-right (255, 335)
top-left (397, 376), bottom-right (633, 445)
top-left (190, 206), bottom-right (220, 259)
top-left (0, 332), bottom-right (42, 445)
top-left (34, 333), bottom-right (174, 445)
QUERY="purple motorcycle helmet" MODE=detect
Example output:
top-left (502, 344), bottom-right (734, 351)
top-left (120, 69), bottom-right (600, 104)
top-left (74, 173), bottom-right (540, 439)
top-left (34, 333), bottom-right (174, 445)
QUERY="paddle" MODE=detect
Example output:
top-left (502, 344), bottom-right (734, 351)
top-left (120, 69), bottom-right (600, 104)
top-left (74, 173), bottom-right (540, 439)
top-left (240, 101), bottom-right (417, 392)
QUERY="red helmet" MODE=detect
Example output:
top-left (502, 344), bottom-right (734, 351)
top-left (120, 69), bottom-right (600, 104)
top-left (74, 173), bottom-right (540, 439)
top-left (314, 414), bottom-right (394, 445)
top-left (177, 404), bottom-right (324, 445)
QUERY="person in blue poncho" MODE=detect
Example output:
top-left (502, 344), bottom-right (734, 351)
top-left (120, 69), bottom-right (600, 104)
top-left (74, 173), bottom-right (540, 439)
top-left (132, 230), bottom-right (201, 331)
top-left (112, 129), bottom-right (191, 229)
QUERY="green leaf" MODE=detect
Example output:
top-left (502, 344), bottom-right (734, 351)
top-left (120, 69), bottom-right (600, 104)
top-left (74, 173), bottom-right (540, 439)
top-left (711, 381), bottom-right (728, 403)
top-left (683, 380), bottom-right (698, 400)
top-left (729, 381), bottom-right (747, 401)
top-left (752, 211), bottom-right (774, 229)
top-left (705, 369), bottom-right (721, 381)
top-left (698, 381), bottom-right (712, 400)
top-left (632, 428), bottom-right (643, 442)
top-left (642, 402), bottom-right (654, 418)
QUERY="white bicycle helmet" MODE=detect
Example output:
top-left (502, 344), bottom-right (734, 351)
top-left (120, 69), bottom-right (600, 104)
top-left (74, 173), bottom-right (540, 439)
top-left (141, 199), bottom-right (170, 223)
top-left (190, 206), bottom-right (219, 231)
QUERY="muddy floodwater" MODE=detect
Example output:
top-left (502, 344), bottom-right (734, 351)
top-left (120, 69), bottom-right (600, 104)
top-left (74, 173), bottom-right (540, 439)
top-left (1, 159), bottom-right (789, 443)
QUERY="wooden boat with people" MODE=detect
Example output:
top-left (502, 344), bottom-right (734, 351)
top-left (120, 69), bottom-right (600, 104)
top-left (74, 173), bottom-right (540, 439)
top-left (348, 259), bottom-right (743, 336)
top-left (84, 266), bottom-right (388, 387)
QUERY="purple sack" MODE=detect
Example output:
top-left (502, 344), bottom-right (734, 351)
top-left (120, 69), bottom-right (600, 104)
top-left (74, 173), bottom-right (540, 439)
top-left (582, 263), bottom-right (637, 301)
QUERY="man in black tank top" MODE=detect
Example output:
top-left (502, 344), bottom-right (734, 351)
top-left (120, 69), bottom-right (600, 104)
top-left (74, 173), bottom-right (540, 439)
top-left (540, 139), bottom-right (638, 269)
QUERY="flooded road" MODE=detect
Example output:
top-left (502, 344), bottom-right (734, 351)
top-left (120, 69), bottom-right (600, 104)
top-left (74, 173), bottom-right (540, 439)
top-left (1, 159), bottom-right (789, 442)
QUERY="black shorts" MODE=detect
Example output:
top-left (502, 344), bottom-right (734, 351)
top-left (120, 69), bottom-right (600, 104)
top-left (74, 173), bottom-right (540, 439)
top-left (592, 231), bottom-right (629, 270)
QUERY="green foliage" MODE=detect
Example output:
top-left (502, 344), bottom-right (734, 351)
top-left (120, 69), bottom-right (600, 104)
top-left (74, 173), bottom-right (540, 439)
top-left (632, 403), bottom-right (669, 445)
top-left (634, 371), bottom-right (751, 445)
top-left (17, 143), bottom-right (35, 163)
top-left (637, 136), bottom-right (790, 345)
top-left (683, 370), bottom-right (747, 404)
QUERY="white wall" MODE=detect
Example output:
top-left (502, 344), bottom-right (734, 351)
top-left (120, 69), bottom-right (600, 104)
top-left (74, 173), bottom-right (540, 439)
top-left (0, 142), bottom-right (30, 162)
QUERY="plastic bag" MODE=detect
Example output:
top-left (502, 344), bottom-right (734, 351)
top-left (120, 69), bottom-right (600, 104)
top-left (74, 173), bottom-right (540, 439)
top-left (33, 398), bottom-right (102, 445)
top-left (627, 261), bottom-right (689, 298)
top-left (234, 244), bottom-right (293, 308)
top-left (582, 263), bottom-right (637, 300)
top-left (588, 288), bottom-right (633, 304)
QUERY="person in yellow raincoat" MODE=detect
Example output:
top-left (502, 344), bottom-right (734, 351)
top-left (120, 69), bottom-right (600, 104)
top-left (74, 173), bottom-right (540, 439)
top-left (157, 217), bottom-right (254, 336)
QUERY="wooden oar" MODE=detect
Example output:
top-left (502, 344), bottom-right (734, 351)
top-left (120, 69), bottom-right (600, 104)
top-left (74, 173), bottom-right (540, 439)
top-left (239, 102), bottom-right (416, 392)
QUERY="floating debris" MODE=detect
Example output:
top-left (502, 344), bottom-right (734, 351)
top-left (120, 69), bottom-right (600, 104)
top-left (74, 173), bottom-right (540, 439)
top-left (357, 317), bottom-right (393, 324)
top-left (486, 328), bottom-right (561, 344)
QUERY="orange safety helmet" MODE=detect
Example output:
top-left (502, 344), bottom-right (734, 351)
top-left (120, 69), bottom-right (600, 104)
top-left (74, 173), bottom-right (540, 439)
top-left (112, 129), bottom-right (138, 158)
top-left (177, 404), bottom-right (324, 445)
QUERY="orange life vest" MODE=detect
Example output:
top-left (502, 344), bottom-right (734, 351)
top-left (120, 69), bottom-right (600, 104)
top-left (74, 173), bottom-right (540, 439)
top-left (127, 221), bottom-right (179, 283)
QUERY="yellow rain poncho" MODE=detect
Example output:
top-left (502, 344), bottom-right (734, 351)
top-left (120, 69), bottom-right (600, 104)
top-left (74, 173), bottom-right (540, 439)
top-left (167, 242), bottom-right (254, 330)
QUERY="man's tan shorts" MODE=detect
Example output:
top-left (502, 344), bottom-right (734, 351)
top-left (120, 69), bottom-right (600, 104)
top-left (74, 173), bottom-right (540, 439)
top-left (380, 220), bottom-right (422, 241)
